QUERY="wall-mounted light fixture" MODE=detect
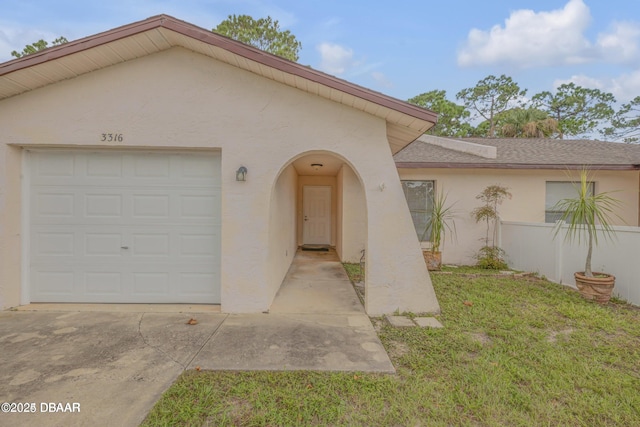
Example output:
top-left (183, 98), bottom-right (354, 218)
top-left (236, 166), bottom-right (248, 182)
top-left (311, 163), bottom-right (323, 171)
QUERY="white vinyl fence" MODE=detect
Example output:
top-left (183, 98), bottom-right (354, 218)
top-left (500, 221), bottom-right (640, 306)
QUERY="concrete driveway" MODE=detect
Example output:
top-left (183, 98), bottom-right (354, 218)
top-left (0, 308), bottom-right (225, 427)
top-left (0, 250), bottom-right (393, 427)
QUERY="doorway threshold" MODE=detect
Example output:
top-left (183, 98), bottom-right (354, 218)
top-left (301, 244), bottom-right (330, 251)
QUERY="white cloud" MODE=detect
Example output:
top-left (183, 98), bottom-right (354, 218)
top-left (317, 42), bottom-right (355, 75)
top-left (554, 74), bottom-right (606, 90)
top-left (611, 71), bottom-right (640, 101)
top-left (554, 72), bottom-right (640, 103)
top-left (458, 0), bottom-right (640, 69)
top-left (597, 21), bottom-right (640, 64)
top-left (458, 0), bottom-right (594, 68)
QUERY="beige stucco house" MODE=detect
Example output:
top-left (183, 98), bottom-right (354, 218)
top-left (395, 135), bottom-right (640, 265)
top-left (0, 15), bottom-right (441, 315)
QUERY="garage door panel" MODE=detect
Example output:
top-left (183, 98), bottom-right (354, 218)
top-left (133, 155), bottom-right (171, 178)
top-left (29, 150), bottom-right (221, 304)
top-left (180, 195), bottom-right (218, 219)
top-left (34, 153), bottom-right (76, 177)
top-left (85, 194), bottom-right (123, 217)
top-left (132, 272), bottom-right (170, 295)
top-left (85, 233), bottom-right (123, 256)
top-left (132, 194), bottom-right (170, 218)
top-left (180, 273), bottom-right (220, 297)
top-left (34, 232), bottom-right (75, 256)
top-left (35, 192), bottom-right (75, 218)
top-left (86, 153), bottom-right (124, 178)
top-left (85, 272), bottom-right (123, 295)
top-left (131, 233), bottom-right (170, 256)
top-left (34, 271), bottom-right (76, 295)
top-left (34, 190), bottom-right (220, 225)
top-left (180, 234), bottom-right (217, 257)
top-left (32, 152), bottom-right (221, 186)
top-left (181, 156), bottom-right (220, 179)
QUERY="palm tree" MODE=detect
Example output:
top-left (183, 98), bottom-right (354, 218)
top-left (498, 108), bottom-right (558, 138)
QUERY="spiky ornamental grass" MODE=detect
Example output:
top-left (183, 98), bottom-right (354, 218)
top-left (424, 189), bottom-right (457, 253)
top-left (552, 168), bottom-right (623, 277)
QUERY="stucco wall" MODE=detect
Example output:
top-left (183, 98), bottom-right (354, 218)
top-left (267, 164), bottom-right (298, 307)
top-left (336, 167), bottom-right (344, 259)
top-left (397, 167), bottom-right (640, 266)
top-left (0, 146), bottom-right (21, 309)
top-left (0, 47), bottom-right (439, 314)
top-left (339, 165), bottom-right (367, 263)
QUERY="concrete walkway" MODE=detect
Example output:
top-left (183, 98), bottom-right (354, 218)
top-left (0, 249), bottom-right (393, 427)
top-left (191, 249), bottom-right (394, 372)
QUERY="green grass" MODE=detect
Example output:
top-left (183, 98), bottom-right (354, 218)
top-left (342, 262), bottom-right (364, 282)
top-left (440, 264), bottom-right (521, 274)
top-left (141, 273), bottom-right (640, 426)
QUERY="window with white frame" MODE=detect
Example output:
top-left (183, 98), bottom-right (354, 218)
top-left (401, 180), bottom-right (435, 241)
top-left (545, 181), bottom-right (594, 223)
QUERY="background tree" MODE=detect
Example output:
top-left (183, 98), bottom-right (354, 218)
top-left (214, 15), bottom-right (301, 62)
top-left (532, 83), bottom-right (615, 139)
top-left (602, 96), bottom-right (640, 143)
top-left (11, 37), bottom-right (68, 58)
top-left (495, 107), bottom-right (558, 138)
top-left (456, 75), bottom-right (526, 138)
top-left (408, 90), bottom-right (474, 137)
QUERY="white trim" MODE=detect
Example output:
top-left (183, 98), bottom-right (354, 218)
top-left (21, 148), bottom-right (31, 305)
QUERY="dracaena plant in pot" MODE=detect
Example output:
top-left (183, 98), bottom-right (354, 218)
top-left (422, 189), bottom-right (457, 271)
top-left (552, 168), bottom-right (623, 303)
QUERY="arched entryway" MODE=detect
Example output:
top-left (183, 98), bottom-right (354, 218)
top-left (265, 151), bottom-right (368, 313)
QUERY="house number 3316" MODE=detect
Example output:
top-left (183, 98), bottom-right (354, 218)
top-left (101, 133), bottom-right (124, 142)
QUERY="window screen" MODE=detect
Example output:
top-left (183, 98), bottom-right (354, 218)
top-left (401, 180), bottom-right (435, 241)
top-left (545, 181), bottom-right (594, 223)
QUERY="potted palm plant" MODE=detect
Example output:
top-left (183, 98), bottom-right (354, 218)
top-left (422, 189), bottom-right (457, 271)
top-left (552, 169), bottom-right (623, 303)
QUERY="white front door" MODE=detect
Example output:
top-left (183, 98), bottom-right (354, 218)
top-left (303, 186), bottom-right (331, 245)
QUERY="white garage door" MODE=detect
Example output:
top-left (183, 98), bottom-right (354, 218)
top-left (28, 150), bottom-right (221, 304)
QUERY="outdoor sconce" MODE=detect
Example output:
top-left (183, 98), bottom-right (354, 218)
top-left (311, 163), bottom-right (323, 171)
top-left (236, 166), bottom-right (248, 181)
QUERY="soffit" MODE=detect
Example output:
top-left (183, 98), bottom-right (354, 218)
top-left (292, 154), bottom-right (344, 176)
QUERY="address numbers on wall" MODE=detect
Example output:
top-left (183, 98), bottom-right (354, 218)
top-left (100, 133), bottom-right (124, 142)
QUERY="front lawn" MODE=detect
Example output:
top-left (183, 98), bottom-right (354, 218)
top-left (142, 272), bottom-right (640, 426)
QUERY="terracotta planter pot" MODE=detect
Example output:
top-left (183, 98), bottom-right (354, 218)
top-left (574, 272), bottom-right (615, 304)
top-left (423, 250), bottom-right (442, 271)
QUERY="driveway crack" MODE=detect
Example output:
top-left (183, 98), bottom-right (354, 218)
top-left (184, 314), bottom-right (228, 371)
top-left (137, 313), bottom-right (186, 369)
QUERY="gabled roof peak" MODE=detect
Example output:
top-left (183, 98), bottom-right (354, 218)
top-left (0, 14), bottom-right (436, 153)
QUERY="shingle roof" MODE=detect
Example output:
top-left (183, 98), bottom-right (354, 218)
top-left (394, 135), bottom-right (640, 170)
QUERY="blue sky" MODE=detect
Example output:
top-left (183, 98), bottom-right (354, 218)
top-left (0, 0), bottom-right (639, 104)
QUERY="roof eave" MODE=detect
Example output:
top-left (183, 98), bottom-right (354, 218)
top-left (0, 14), bottom-right (437, 131)
top-left (395, 162), bottom-right (640, 171)
top-left (0, 15), bottom-right (168, 75)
